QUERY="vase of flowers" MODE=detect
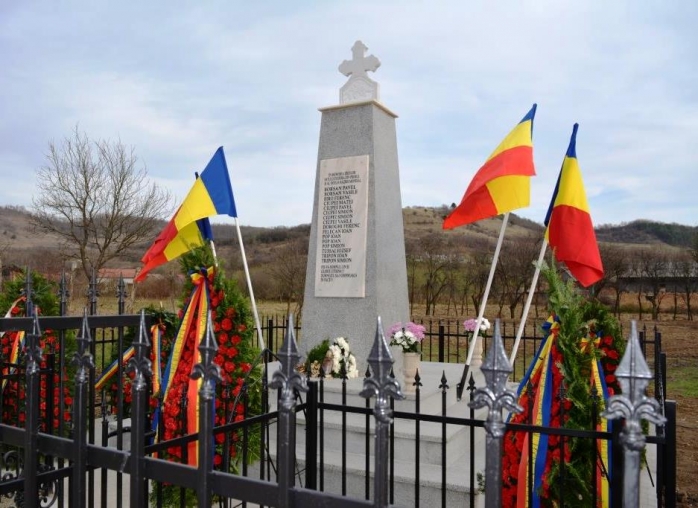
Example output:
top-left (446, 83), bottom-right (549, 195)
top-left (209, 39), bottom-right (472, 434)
top-left (388, 322), bottom-right (426, 388)
top-left (463, 317), bottom-right (490, 368)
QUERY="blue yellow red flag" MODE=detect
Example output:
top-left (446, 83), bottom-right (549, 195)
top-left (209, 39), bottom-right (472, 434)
top-left (135, 147), bottom-right (236, 281)
top-left (544, 124), bottom-right (603, 287)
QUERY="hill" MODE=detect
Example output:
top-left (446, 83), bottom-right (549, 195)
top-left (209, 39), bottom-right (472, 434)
top-left (596, 220), bottom-right (698, 248)
top-left (0, 205), bottom-right (695, 271)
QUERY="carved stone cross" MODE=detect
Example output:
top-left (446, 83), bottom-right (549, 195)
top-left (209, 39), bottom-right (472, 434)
top-left (339, 40), bottom-right (381, 79)
top-left (338, 40), bottom-right (381, 105)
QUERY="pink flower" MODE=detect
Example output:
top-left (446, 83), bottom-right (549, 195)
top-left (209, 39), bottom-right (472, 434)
top-left (463, 318), bottom-right (478, 333)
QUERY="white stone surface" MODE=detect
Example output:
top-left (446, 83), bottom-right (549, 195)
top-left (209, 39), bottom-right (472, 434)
top-left (339, 40), bottom-right (381, 104)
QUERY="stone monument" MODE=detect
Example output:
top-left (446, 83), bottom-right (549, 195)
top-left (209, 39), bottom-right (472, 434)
top-left (302, 41), bottom-right (410, 367)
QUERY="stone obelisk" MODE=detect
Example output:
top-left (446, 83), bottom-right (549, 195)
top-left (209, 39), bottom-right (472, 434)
top-left (302, 41), bottom-right (409, 367)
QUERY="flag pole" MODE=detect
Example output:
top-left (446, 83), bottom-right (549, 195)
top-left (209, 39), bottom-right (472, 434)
top-left (234, 218), bottom-right (265, 350)
top-left (509, 238), bottom-right (547, 366)
top-left (209, 239), bottom-right (219, 268)
top-left (456, 212), bottom-right (510, 400)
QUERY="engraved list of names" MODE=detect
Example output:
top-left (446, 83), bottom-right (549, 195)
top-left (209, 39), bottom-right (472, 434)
top-left (314, 155), bottom-right (369, 297)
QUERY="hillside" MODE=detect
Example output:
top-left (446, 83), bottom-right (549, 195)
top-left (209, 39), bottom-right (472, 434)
top-left (0, 205), bottom-right (695, 271)
top-left (596, 220), bottom-right (698, 248)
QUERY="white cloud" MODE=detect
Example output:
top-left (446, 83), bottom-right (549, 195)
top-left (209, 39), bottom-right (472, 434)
top-left (0, 0), bottom-right (696, 228)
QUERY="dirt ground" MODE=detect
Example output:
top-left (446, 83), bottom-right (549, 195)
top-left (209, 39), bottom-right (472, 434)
top-left (642, 319), bottom-right (698, 507)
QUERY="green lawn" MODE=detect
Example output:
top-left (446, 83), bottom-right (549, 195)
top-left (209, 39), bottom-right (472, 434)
top-left (666, 364), bottom-right (698, 398)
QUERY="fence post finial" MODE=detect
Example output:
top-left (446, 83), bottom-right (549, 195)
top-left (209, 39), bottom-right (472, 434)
top-left (469, 319), bottom-right (522, 508)
top-left (192, 309), bottom-right (223, 399)
top-left (191, 310), bottom-right (222, 508)
top-left (602, 320), bottom-right (666, 508)
top-left (360, 317), bottom-right (405, 507)
top-left (127, 310), bottom-right (152, 392)
top-left (72, 309), bottom-right (95, 383)
top-left (126, 310), bottom-right (152, 506)
top-left (270, 314), bottom-right (307, 508)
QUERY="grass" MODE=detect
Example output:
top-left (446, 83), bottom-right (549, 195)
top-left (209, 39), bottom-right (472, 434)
top-left (666, 364), bottom-right (698, 398)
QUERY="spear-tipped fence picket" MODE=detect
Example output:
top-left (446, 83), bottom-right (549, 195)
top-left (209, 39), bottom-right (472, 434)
top-left (0, 271), bottom-right (679, 507)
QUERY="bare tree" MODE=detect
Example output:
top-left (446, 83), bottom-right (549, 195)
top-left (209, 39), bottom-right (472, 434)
top-left (637, 247), bottom-right (669, 320)
top-left (496, 235), bottom-right (540, 319)
top-left (32, 127), bottom-right (172, 281)
top-left (405, 238), bottom-right (422, 316)
top-left (466, 250), bottom-right (491, 315)
top-left (266, 238), bottom-right (307, 317)
top-left (672, 249), bottom-right (697, 320)
top-left (418, 234), bottom-right (450, 316)
top-left (599, 244), bottom-right (631, 317)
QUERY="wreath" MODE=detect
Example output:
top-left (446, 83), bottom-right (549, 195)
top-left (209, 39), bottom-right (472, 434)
top-left (0, 270), bottom-right (75, 434)
top-left (501, 263), bottom-right (625, 507)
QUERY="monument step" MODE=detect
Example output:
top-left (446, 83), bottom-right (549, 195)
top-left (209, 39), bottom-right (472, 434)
top-left (267, 360), bottom-right (486, 416)
top-left (249, 441), bottom-right (486, 508)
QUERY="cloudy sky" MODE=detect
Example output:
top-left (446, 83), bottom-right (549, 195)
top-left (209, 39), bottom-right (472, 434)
top-left (1, 1), bottom-right (696, 228)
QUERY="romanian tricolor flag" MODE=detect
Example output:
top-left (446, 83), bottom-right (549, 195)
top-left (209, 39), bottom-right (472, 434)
top-left (135, 147), bottom-right (237, 282)
top-left (544, 124), bottom-right (603, 287)
top-left (443, 104), bottom-right (537, 229)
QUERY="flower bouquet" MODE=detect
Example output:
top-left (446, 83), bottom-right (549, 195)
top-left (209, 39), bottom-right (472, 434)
top-left (387, 322), bottom-right (426, 353)
top-left (388, 322), bottom-right (426, 386)
top-left (462, 317), bottom-right (491, 339)
top-left (303, 337), bottom-right (359, 379)
top-left (463, 317), bottom-right (490, 368)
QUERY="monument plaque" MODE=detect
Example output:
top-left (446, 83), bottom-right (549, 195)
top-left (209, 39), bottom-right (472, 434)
top-left (315, 155), bottom-right (369, 298)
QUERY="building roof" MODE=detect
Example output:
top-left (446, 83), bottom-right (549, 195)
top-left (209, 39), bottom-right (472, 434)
top-left (98, 268), bottom-right (138, 280)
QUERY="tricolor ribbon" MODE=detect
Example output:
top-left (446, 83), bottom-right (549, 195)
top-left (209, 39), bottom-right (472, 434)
top-left (581, 333), bottom-right (611, 507)
top-left (159, 267), bottom-right (214, 466)
top-left (514, 318), bottom-right (556, 508)
top-left (94, 346), bottom-right (135, 392)
top-left (94, 322), bottom-right (165, 393)
top-left (1, 297), bottom-right (27, 392)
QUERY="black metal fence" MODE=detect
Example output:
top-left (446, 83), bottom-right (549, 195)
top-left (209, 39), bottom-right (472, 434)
top-left (259, 314), bottom-right (669, 389)
top-left (0, 273), bottom-right (677, 507)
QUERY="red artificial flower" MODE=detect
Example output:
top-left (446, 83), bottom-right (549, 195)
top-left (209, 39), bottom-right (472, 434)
top-left (221, 318), bottom-right (233, 331)
top-left (218, 332), bottom-right (229, 344)
top-left (605, 374), bottom-right (616, 384)
top-left (606, 349), bottom-right (619, 360)
top-left (232, 335), bottom-right (241, 345)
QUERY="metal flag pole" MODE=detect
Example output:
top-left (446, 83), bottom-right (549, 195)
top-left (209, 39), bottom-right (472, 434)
top-left (456, 212), bottom-right (510, 401)
top-left (509, 238), bottom-right (547, 365)
top-left (234, 217), bottom-right (265, 350)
